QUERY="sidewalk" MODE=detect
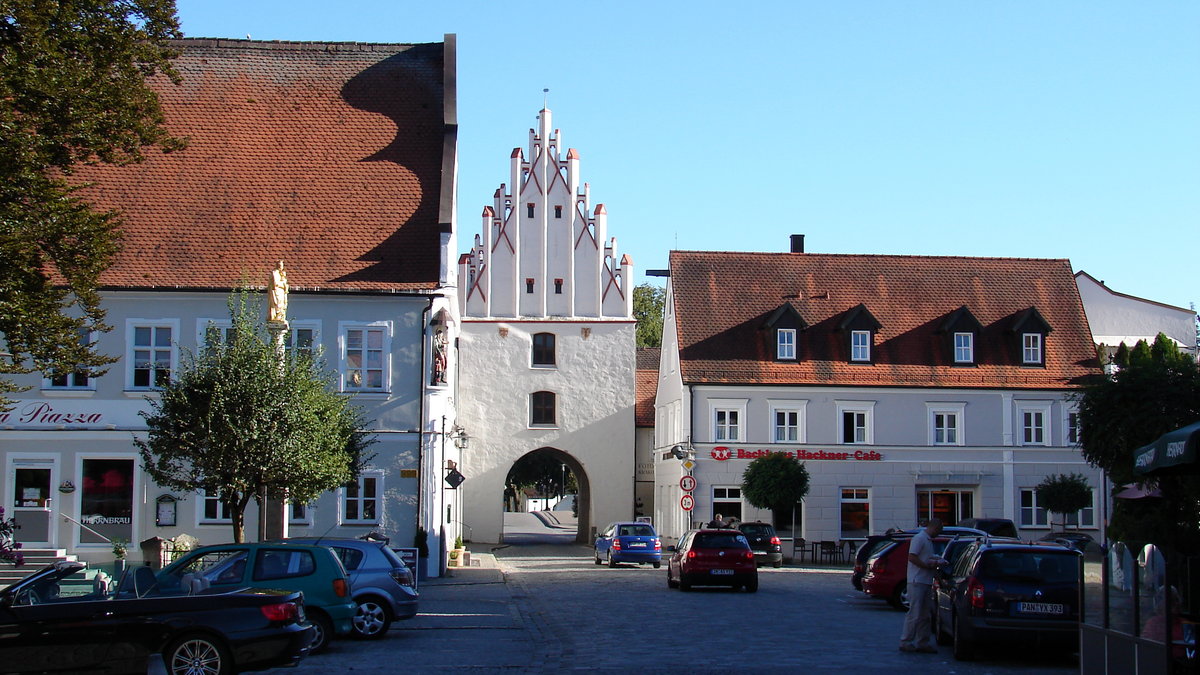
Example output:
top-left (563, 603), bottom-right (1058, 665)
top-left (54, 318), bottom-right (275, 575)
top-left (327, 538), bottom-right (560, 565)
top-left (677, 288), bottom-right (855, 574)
top-left (531, 509), bottom-right (577, 530)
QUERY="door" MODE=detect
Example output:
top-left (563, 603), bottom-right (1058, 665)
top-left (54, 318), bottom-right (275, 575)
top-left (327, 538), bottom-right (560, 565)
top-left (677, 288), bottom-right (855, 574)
top-left (11, 459), bottom-right (56, 548)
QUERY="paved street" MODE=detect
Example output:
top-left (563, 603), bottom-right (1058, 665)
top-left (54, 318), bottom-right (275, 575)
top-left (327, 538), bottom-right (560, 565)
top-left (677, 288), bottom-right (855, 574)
top-left (263, 513), bottom-right (1078, 673)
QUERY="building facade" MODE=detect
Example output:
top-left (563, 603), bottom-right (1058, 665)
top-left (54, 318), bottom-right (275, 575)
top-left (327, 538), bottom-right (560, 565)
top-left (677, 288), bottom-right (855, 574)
top-left (1075, 270), bottom-right (1197, 359)
top-left (457, 109), bottom-right (635, 544)
top-left (1, 38), bottom-right (463, 572)
top-left (654, 241), bottom-right (1106, 547)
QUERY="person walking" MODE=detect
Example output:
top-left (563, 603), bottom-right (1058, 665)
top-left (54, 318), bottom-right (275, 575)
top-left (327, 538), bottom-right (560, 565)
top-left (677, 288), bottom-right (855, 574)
top-left (899, 518), bottom-right (946, 653)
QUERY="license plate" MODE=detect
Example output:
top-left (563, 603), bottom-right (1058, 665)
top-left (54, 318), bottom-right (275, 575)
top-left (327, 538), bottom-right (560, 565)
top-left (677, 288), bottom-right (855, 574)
top-left (1017, 602), bottom-right (1064, 614)
top-left (711, 569), bottom-right (734, 575)
top-left (629, 542), bottom-right (647, 548)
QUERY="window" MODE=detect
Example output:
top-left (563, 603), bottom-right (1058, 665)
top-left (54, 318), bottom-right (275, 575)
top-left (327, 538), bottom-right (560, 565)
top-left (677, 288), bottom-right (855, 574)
top-left (1020, 488), bottom-right (1096, 528)
top-left (78, 458), bottom-right (135, 545)
top-left (531, 391), bottom-right (556, 426)
top-left (289, 501), bottom-right (311, 526)
top-left (850, 330), bottom-right (871, 362)
top-left (200, 489), bottom-right (232, 523)
top-left (526, 204), bottom-right (534, 218)
top-left (554, 279), bottom-right (563, 294)
top-left (253, 549), bottom-right (316, 581)
top-left (840, 488), bottom-right (870, 539)
top-left (127, 320), bottom-right (177, 389)
top-left (1066, 411), bottom-right (1080, 445)
top-left (45, 327), bottom-right (94, 389)
top-left (837, 401), bottom-right (874, 444)
top-left (954, 332), bottom-right (974, 364)
top-left (554, 205), bottom-right (562, 218)
top-left (712, 486), bottom-right (743, 522)
top-left (525, 278), bottom-right (535, 294)
top-left (1022, 333), bottom-right (1043, 365)
top-left (774, 409), bottom-right (800, 442)
top-left (197, 320), bottom-right (235, 351)
top-left (286, 322), bottom-right (320, 360)
top-left (1017, 403), bottom-right (1051, 446)
top-left (916, 488), bottom-right (973, 526)
top-left (341, 323), bottom-right (388, 392)
top-left (532, 332), bottom-right (556, 367)
top-left (342, 473), bottom-right (381, 523)
top-left (777, 329), bottom-right (796, 360)
top-left (928, 403), bottom-right (965, 446)
top-left (715, 409), bottom-right (740, 442)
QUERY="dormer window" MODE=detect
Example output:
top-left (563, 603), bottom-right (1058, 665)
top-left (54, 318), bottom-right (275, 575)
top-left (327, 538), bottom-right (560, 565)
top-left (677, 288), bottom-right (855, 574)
top-left (940, 306), bottom-right (982, 366)
top-left (1009, 307), bottom-right (1051, 367)
top-left (954, 332), bottom-right (974, 363)
top-left (1023, 333), bottom-right (1043, 365)
top-left (838, 304), bottom-right (881, 364)
top-left (777, 329), bottom-right (796, 360)
top-left (851, 330), bottom-right (871, 362)
top-left (762, 303), bottom-right (806, 362)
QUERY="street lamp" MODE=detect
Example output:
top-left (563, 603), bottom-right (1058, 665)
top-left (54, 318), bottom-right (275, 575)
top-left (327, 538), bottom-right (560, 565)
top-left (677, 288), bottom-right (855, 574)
top-left (560, 464), bottom-right (566, 499)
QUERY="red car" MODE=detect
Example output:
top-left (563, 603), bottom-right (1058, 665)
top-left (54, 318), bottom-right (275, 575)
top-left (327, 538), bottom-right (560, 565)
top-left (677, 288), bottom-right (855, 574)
top-left (861, 535), bottom-right (953, 609)
top-left (666, 529), bottom-right (758, 592)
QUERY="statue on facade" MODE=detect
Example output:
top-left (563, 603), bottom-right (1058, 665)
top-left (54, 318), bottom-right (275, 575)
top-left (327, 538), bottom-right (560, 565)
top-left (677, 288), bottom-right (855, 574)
top-left (268, 261), bottom-right (289, 323)
top-left (431, 328), bottom-right (448, 386)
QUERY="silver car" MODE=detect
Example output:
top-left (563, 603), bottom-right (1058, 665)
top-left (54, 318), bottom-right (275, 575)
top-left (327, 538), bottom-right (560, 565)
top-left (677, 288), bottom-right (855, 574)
top-left (280, 537), bottom-right (419, 639)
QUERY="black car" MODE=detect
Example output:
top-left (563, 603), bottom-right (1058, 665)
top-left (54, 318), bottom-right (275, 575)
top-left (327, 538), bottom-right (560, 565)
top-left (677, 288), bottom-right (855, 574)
top-left (736, 522), bottom-right (783, 568)
top-left (933, 540), bottom-right (1081, 660)
top-left (0, 560), bottom-right (314, 674)
top-left (851, 526), bottom-right (987, 590)
top-left (957, 518), bottom-right (1019, 538)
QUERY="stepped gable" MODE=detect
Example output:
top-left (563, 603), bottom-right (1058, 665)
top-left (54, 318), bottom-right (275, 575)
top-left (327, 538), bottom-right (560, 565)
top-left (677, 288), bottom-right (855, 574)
top-left (670, 251), bottom-right (1099, 389)
top-left (71, 38), bottom-right (449, 292)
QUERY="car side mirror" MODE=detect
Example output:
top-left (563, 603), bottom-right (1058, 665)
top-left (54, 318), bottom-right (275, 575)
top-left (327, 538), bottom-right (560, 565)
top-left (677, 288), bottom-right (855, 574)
top-left (0, 593), bottom-right (13, 608)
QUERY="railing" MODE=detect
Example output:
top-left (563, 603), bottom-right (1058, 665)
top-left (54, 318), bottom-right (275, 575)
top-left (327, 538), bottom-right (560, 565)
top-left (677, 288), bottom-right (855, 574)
top-left (59, 513), bottom-right (112, 544)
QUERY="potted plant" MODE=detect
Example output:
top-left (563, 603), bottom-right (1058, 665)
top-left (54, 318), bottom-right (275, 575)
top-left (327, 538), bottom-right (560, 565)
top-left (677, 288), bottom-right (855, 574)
top-left (111, 538), bottom-right (129, 576)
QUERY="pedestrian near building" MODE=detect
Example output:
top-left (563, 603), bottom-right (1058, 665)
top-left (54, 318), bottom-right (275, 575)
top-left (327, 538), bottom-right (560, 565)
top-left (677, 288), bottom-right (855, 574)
top-left (899, 518), bottom-right (946, 653)
top-left (707, 513), bottom-right (725, 528)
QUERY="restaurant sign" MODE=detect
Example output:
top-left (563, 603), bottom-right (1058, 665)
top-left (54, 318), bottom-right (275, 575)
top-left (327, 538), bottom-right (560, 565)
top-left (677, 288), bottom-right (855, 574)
top-left (710, 446), bottom-right (884, 462)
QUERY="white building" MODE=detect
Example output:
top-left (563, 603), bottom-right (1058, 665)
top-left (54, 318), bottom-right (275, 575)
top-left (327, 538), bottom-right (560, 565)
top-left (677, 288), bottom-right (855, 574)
top-left (1075, 270), bottom-right (1197, 358)
top-left (456, 109), bottom-right (635, 543)
top-left (655, 238), bottom-right (1106, 547)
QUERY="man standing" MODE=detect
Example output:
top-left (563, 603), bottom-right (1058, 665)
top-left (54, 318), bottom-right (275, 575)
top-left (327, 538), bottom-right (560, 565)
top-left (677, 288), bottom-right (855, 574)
top-left (900, 518), bottom-right (946, 653)
top-left (707, 513), bottom-right (725, 528)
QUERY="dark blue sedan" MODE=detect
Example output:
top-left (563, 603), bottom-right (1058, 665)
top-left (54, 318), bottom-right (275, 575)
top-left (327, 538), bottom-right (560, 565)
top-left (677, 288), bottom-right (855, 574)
top-left (594, 521), bottom-right (662, 568)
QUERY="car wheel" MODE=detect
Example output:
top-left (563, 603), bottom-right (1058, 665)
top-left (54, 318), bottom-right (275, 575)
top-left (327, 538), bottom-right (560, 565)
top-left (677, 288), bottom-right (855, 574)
top-left (744, 577), bottom-right (759, 593)
top-left (653, 561), bottom-right (661, 569)
top-left (307, 609), bottom-right (334, 654)
top-left (607, 552), bottom-right (617, 568)
top-left (772, 560), bottom-right (782, 569)
top-left (889, 581), bottom-right (909, 610)
top-left (593, 550), bottom-right (601, 565)
top-left (164, 633), bottom-right (232, 675)
top-left (952, 611), bottom-right (975, 661)
top-left (351, 596), bottom-right (392, 640)
top-left (667, 570), bottom-right (678, 589)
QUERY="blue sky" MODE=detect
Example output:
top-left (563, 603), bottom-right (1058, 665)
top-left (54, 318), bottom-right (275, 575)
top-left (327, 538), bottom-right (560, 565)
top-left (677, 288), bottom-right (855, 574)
top-left (176, 1), bottom-right (1199, 311)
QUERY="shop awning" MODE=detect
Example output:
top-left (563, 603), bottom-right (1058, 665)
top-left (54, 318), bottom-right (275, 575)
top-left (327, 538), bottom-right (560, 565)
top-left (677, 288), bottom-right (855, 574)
top-left (1132, 420), bottom-right (1200, 476)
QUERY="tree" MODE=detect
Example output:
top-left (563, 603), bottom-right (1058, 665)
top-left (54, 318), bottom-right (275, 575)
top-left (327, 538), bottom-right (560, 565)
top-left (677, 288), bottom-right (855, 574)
top-left (1034, 473), bottom-right (1092, 529)
top-left (0, 1), bottom-right (184, 406)
top-left (136, 292), bottom-right (375, 543)
top-left (506, 451), bottom-right (573, 498)
top-left (741, 452), bottom-right (810, 526)
top-left (633, 284), bottom-right (665, 348)
top-left (1077, 333), bottom-right (1200, 551)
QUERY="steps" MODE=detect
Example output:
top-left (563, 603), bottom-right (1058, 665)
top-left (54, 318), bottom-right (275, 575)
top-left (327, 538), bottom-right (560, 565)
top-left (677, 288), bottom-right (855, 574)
top-left (0, 549), bottom-right (76, 587)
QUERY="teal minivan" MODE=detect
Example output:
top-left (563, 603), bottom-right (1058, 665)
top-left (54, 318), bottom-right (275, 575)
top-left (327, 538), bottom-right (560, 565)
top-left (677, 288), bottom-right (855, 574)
top-left (157, 542), bottom-right (357, 652)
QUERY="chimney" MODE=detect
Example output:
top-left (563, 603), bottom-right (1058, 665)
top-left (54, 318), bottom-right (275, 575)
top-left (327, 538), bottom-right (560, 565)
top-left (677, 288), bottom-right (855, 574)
top-left (790, 234), bottom-right (805, 253)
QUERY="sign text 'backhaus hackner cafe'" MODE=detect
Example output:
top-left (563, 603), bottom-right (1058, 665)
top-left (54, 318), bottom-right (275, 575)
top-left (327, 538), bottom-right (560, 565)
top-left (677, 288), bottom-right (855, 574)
top-left (710, 446), bottom-right (884, 462)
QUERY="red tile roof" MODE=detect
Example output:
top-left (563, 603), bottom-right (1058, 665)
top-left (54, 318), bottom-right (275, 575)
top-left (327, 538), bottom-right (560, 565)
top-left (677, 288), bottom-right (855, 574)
top-left (635, 347), bottom-right (660, 427)
top-left (71, 39), bottom-right (451, 292)
top-left (670, 251), bottom-right (1099, 389)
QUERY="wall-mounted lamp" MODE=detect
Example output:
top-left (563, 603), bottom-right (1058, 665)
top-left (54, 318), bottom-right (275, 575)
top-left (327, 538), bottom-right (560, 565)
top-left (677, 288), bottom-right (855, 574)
top-left (452, 426), bottom-right (471, 450)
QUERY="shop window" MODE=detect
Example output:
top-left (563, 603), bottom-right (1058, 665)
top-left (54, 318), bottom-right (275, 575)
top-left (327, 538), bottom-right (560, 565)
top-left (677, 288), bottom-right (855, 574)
top-left (712, 486), bottom-right (743, 522)
top-left (916, 488), bottom-right (973, 526)
top-left (1020, 487), bottom-right (1096, 528)
top-left (840, 488), bottom-right (870, 539)
top-left (342, 473), bottom-right (381, 524)
top-left (79, 458), bottom-right (134, 544)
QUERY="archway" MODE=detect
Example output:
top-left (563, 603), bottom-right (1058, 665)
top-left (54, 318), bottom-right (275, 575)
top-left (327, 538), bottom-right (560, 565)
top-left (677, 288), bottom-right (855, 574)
top-left (504, 447), bottom-right (591, 545)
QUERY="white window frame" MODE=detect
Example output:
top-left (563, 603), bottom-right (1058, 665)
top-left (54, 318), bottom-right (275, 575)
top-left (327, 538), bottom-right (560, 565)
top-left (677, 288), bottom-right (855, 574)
top-left (768, 399), bottom-right (808, 444)
top-left (338, 321), bottom-right (391, 394)
top-left (836, 400), bottom-right (875, 445)
top-left (125, 319), bottom-right (179, 391)
top-left (1022, 332), bottom-right (1044, 365)
top-left (954, 332), bottom-right (974, 364)
top-left (288, 500), bottom-right (313, 527)
top-left (927, 402), bottom-right (966, 446)
top-left (850, 330), bottom-right (871, 362)
top-left (74, 454), bottom-right (140, 551)
top-left (710, 399), bottom-right (748, 443)
top-left (776, 329), bottom-right (796, 360)
top-left (42, 328), bottom-right (98, 393)
top-left (1020, 487), bottom-right (1097, 529)
top-left (839, 487), bottom-right (871, 540)
top-left (1017, 401), bottom-right (1052, 446)
top-left (712, 485), bottom-right (743, 520)
top-left (198, 488), bottom-right (232, 525)
top-left (341, 472), bottom-right (382, 525)
top-left (286, 321), bottom-right (322, 361)
top-left (1065, 409), bottom-right (1080, 445)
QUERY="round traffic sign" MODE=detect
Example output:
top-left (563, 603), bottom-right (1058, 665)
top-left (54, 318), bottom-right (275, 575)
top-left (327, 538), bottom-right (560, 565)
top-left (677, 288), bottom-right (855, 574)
top-left (679, 475), bottom-right (696, 492)
top-left (680, 494), bottom-right (695, 511)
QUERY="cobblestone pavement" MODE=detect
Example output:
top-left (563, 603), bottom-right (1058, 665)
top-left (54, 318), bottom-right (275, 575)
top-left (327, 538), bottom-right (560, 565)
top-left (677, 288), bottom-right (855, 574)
top-left (261, 514), bottom-right (1079, 674)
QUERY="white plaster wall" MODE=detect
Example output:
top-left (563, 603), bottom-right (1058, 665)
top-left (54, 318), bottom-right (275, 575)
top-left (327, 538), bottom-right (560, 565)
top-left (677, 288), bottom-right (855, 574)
top-left (1077, 273), bottom-right (1196, 352)
top-left (457, 320), bottom-right (635, 543)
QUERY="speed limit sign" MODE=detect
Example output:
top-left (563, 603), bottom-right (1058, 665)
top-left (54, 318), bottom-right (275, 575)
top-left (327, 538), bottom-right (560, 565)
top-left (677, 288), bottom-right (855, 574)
top-left (680, 494), bottom-right (695, 511)
top-left (679, 475), bottom-right (696, 492)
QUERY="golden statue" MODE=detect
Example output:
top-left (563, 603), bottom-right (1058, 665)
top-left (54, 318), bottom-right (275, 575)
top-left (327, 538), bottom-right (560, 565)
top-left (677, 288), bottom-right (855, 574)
top-left (268, 261), bottom-right (289, 323)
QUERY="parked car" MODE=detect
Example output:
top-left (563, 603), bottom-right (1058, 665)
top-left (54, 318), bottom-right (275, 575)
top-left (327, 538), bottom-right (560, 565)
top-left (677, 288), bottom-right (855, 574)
top-left (957, 518), bottom-right (1019, 538)
top-left (862, 535), bottom-right (972, 609)
top-left (933, 540), bottom-right (1082, 660)
top-left (0, 560), bottom-right (313, 674)
top-left (851, 526), bottom-right (988, 590)
top-left (594, 521), bottom-right (662, 568)
top-left (158, 541), bottom-right (356, 653)
top-left (282, 537), bottom-right (419, 639)
top-left (666, 529), bottom-right (757, 592)
top-left (1037, 531), bottom-right (1102, 554)
top-left (736, 521), bottom-right (783, 568)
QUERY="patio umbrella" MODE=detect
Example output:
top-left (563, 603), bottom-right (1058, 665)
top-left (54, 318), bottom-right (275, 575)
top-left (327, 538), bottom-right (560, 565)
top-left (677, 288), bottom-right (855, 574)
top-left (1113, 483), bottom-right (1163, 499)
top-left (1132, 420), bottom-right (1200, 476)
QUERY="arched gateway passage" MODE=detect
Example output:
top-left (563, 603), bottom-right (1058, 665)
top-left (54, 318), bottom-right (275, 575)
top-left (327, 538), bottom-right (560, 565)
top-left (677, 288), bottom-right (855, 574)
top-left (503, 448), bottom-right (590, 545)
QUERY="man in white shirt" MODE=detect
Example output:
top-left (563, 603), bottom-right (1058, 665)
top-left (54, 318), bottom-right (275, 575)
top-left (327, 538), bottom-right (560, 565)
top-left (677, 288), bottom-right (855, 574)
top-left (899, 518), bottom-right (945, 653)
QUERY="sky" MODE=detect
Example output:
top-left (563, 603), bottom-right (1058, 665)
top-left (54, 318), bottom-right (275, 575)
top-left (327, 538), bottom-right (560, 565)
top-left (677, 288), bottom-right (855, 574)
top-left (175, 1), bottom-right (1199, 312)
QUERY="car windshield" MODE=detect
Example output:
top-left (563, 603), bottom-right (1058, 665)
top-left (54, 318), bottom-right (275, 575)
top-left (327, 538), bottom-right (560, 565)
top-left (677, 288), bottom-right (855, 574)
top-left (618, 525), bottom-right (655, 537)
top-left (980, 551), bottom-right (1076, 583)
top-left (694, 533), bottom-right (749, 549)
top-left (739, 524), bottom-right (773, 536)
top-left (10, 564), bottom-right (115, 606)
top-left (159, 549), bottom-right (249, 591)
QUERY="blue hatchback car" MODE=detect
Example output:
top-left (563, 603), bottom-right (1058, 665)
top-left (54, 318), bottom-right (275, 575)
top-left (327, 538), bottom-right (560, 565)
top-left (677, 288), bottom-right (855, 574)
top-left (594, 521), bottom-right (662, 568)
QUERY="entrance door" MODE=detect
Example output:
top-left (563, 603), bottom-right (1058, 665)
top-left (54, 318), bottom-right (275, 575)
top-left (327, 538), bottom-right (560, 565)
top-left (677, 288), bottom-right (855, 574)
top-left (11, 459), bottom-right (56, 548)
top-left (916, 488), bottom-right (974, 526)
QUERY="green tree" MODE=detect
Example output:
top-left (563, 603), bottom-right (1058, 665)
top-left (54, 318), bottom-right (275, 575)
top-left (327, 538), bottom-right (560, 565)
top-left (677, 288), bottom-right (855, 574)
top-left (507, 451), bottom-right (574, 498)
top-left (0, 1), bottom-right (184, 406)
top-left (1077, 333), bottom-right (1200, 551)
top-left (136, 291), bottom-right (375, 543)
top-left (1034, 473), bottom-right (1092, 529)
top-left (633, 284), bottom-right (665, 348)
top-left (741, 452), bottom-right (810, 524)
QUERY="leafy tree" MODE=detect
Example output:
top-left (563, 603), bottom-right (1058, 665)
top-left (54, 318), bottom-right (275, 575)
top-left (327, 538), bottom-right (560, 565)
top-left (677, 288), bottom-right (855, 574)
top-left (741, 452), bottom-right (810, 524)
top-left (1034, 473), bottom-right (1092, 529)
top-left (136, 291), bottom-right (375, 543)
top-left (507, 451), bottom-right (574, 498)
top-left (0, 1), bottom-right (184, 406)
top-left (1077, 333), bottom-right (1200, 551)
top-left (633, 284), bottom-right (665, 348)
